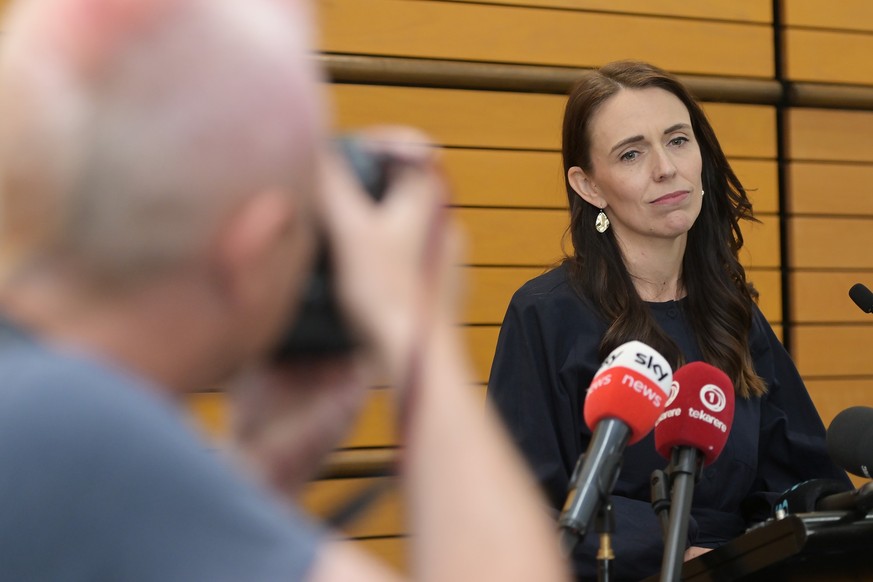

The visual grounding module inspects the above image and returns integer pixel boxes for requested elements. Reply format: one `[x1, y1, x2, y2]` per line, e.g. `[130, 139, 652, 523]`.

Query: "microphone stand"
[660, 448, 703, 582]
[595, 501, 615, 582]
[650, 468, 671, 538]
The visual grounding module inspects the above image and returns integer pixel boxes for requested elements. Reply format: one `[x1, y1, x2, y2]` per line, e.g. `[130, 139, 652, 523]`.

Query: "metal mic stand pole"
[595, 501, 615, 582]
[650, 469, 671, 538]
[660, 449, 701, 582]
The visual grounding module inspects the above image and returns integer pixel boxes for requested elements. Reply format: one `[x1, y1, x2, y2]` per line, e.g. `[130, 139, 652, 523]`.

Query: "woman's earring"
[701, 189, 705, 197]
[595, 208, 610, 233]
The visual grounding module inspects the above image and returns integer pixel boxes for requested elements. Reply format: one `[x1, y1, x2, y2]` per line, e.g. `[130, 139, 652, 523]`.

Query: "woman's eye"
[669, 136, 689, 147]
[620, 150, 639, 162]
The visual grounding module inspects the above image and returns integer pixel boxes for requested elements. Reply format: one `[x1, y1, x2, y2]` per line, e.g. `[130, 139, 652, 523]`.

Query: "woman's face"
[569, 87, 703, 250]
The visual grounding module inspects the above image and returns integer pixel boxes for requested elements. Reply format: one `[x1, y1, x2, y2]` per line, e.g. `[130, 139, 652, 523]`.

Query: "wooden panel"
[787, 108, 873, 162]
[788, 162, 873, 215]
[792, 325, 873, 377]
[783, 0, 873, 32]
[444, 150, 565, 208]
[445, 151, 775, 211]
[319, 0, 773, 78]
[791, 272, 873, 323]
[784, 29, 873, 86]
[443, 0, 772, 23]
[455, 208, 567, 266]
[340, 537, 407, 574]
[467, 325, 501, 383]
[333, 85, 777, 159]
[789, 217, 873, 269]
[464, 266, 549, 324]
[750, 269, 782, 324]
[807, 378, 873, 428]
[456, 208, 779, 269]
[301, 477, 404, 538]
[332, 85, 563, 151]
[738, 215, 781, 269]
[187, 389, 398, 448]
[733, 159, 779, 214]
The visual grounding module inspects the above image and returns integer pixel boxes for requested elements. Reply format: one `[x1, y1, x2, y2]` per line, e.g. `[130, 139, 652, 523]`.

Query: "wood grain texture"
[807, 378, 873, 428]
[319, 0, 773, 78]
[789, 217, 873, 269]
[441, 0, 772, 23]
[792, 325, 873, 378]
[332, 86, 777, 158]
[791, 272, 873, 323]
[784, 29, 873, 86]
[787, 162, 873, 216]
[301, 477, 404, 538]
[783, 0, 873, 33]
[787, 108, 873, 162]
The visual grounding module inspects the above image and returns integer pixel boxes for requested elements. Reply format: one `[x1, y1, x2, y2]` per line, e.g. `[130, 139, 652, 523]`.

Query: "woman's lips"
[651, 190, 689, 205]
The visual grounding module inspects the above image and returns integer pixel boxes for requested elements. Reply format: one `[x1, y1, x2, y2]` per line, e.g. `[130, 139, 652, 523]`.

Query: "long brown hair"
[562, 60, 765, 398]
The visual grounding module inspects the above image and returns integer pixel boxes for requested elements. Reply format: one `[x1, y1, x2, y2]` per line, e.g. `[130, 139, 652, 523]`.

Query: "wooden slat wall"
[781, 3, 873, 440]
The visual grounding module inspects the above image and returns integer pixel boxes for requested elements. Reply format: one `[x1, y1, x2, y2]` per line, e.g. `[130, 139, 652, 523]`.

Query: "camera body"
[271, 138, 390, 361]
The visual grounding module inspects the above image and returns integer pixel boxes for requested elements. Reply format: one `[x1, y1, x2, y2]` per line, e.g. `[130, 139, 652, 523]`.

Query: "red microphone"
[653, 362, 735, 582]
[559, 340, 673, 553]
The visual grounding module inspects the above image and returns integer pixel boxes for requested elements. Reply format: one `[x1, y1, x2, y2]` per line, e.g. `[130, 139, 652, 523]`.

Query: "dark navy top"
[487, 263, 850, 581]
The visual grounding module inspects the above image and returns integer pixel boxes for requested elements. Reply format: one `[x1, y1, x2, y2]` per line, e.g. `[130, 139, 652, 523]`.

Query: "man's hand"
[228, 355, 367, 498]
[315, 129, 461, 385]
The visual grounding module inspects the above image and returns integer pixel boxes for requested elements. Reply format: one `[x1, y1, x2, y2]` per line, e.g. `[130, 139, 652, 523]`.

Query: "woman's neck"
[617, 234, 687, 303]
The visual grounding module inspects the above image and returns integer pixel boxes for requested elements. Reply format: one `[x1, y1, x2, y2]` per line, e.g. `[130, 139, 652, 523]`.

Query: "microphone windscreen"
[849, 283, 873, 313]
[827, 406, 873, 478]
[584, 340, 672, 444]
[654, 362, 735, 466]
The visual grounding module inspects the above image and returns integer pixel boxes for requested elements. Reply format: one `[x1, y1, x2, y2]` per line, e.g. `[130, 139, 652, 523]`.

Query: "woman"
[487, 61, 849, 580]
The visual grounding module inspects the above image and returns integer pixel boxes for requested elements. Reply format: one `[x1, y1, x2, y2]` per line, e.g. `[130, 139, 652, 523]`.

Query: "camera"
[271, 138, 391, 361]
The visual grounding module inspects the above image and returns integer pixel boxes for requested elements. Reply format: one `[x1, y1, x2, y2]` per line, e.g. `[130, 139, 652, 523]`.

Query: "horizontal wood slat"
[455, 208, 567, 267]
[793, 325, 873, 378]
[784, 29, 873, 87]
[301, 477, 403, 538]
[323, 54, 783, 104]
[319, 0, 773, 78]
[441, 0, 772, 23]
[791, 272, 873, 323]
[789, 217, 873, 269]
[333, 85, 777, 159]
[783, 0, 873, 33]
[788, 162, 873, 215]
[807, 378, 873, 427]
[787, 108, 873, 162]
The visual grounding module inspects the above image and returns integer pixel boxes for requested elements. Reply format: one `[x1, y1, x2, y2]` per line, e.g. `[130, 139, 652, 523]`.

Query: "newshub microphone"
[654, 362, 735, 582]
[827, 406, 873, 479]
[558, 340, 672, 553]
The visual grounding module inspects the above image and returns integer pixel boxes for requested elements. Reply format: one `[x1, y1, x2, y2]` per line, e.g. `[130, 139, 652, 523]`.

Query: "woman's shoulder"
[508, 263, 601, 322]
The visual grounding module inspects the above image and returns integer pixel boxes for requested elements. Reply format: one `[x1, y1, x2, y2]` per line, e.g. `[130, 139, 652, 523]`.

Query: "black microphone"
[849, 283, 873, 314]
[558, 341, 673, 555]
[827, 406, 873, 479]
[772, 478, 854, 515]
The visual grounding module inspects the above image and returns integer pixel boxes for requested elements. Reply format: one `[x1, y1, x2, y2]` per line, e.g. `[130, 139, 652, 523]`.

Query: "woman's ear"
[567, 166, 605, 209]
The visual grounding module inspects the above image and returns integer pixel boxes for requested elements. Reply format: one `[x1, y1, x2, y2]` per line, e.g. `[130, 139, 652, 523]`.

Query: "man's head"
[0, 0, 328, 385]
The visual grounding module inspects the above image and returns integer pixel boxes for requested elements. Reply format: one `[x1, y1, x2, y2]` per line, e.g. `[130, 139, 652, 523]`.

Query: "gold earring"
[595, 208, 610, 233]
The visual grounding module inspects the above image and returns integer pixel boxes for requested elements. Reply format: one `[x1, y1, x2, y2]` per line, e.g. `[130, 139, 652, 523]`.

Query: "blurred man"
[0, 0, 570, 580]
